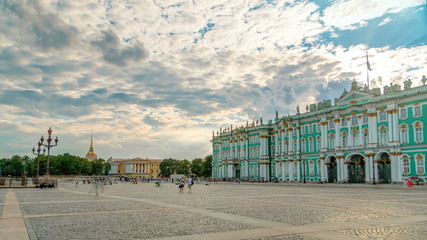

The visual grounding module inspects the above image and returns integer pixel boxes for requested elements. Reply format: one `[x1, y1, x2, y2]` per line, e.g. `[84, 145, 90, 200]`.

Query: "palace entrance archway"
[327, 156, 337, 183]
[377, 152, 391, 183]
[347, 154, 365, 183]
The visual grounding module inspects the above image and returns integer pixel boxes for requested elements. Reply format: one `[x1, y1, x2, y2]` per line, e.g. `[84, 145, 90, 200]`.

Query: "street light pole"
[32, 141, 46, 184]
[39, 127, 59, 184]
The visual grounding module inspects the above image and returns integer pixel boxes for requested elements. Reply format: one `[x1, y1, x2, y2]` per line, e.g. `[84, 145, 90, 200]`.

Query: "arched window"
[293, 162, 298, 177]
[413, 121, 424, 143]
[415, 154, 425, 175]
[352, 131, 359, 146]
[363, 114, 368, 124]
[400, 108, 407, 119]
[316, 136, 321, 151]
[351, 115, 358, 125]
[308, 137, 314, 152]
[301, 138, 306, 153]
[293, 139, 297, 153]
[317, 160, 322, 177]
[400, 124, 409, 144]
[403, 156, 410, 174]
[363, 128, 369, 146]
[309, 160, 314, 176]
[413, 105, 422, 117]
[329, 134, 335, 150]
[342, 132, 348, 148]
[379, 110, 387, 121]
[329, 120, 335, 129]
[342, 117, 347, 127]
[379, 126, 388, 145]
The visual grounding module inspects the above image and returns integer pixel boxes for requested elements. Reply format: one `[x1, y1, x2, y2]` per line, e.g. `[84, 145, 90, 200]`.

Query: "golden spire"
[85, 129, 97, 161]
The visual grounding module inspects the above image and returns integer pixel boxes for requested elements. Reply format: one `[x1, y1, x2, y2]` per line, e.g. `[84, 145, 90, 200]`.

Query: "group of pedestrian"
[178, 177, 193, 193]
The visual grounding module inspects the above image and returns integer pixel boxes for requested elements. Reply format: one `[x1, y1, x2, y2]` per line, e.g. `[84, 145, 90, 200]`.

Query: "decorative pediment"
[336, 90, 375, 105]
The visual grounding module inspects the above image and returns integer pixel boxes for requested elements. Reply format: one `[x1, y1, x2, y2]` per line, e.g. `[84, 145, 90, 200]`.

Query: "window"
[363, 114, 368, 124]
[400, 108, 407, 119]
[351, 115, 358, 125]
[316, 122, 320, 132]
[301, 125, 306, 135]
[413, 121, 424, 143]
[414, 105, 422, 117]
[403, 156, 410, 174]
[342, 117, 347, 127]
[293, 162, 298, 177]
[415, 154, 425, 175]
[379, 110, 387, 121]
[352, 131, 359, 146]
[379, 126, 388, 145]
[309, 124, 313, 134]
[285, 141, 289, 154]
[293, 128, 297, 136]
[308, 137, 314, 152]
[329, 134, 335, 150]
[301, 139, 306, 153]
[363, 129, 369, 146]
[316, 136, 321, 151]
[342, 132, 348, 148]
[309, 160, 314, 176]
[317, 160, 322, 177]
[329, 120, 335, 129]
[293, 139, 297, 153]
[400, 124, 409, 144]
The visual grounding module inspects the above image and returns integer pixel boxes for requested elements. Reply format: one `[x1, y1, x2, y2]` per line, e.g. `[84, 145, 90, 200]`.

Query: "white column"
[387, 108, 394, 144]
[296, 125, 301, 154]
[358, 116, 364, 147]
[397, 154, 403, 182]
[334, 116, 341, 150]
[281, 161, 286, 180]
[297, 161, 301, 181]
[393, 109, 399, 142]
[281, 130, 286, 156]
[368, 109, 378, 147]
[364, 156, 369, 183]
[320, 118, 328, 151]
[289, 162, 294, 180]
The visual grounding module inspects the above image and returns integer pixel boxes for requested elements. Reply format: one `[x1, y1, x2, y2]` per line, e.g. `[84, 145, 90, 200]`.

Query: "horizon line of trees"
[0, 154, 213, 178]
[0, 153, 111, 177]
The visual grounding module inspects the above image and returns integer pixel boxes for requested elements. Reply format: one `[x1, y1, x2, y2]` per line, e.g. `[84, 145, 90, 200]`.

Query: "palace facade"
[107, 157, 163, 179]
[211, 76, 427, 183]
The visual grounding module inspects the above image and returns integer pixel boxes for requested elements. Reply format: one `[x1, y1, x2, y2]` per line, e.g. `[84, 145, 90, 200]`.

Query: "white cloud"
[0, 0, 426, 160]
[378, 17, 392, 26]
[322, 0, 424, 30]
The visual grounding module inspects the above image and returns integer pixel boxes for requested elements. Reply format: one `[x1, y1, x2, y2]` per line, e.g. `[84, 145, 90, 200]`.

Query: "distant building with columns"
[211, 76, 427, 183]
[107, 157, 163, 179]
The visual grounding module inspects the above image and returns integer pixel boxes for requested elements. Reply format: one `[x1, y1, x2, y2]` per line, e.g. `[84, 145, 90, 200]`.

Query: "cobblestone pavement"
[3, 182, 427, 240]
[0, 189, 6, 214]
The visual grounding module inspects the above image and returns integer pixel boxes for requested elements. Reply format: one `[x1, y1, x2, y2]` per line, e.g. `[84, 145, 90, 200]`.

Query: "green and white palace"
[211, 76, 427, 183]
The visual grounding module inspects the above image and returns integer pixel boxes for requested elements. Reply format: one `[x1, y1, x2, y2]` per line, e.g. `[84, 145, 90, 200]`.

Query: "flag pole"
[366, 52, 370, 87]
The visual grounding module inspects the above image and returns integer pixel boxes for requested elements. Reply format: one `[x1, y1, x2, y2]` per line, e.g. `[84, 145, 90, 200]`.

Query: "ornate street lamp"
[39, 127, 59, 184]
[32, 140, 46, 184]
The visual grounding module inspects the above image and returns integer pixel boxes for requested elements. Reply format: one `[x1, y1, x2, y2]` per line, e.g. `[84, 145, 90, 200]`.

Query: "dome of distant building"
[85, 131, 98, 161]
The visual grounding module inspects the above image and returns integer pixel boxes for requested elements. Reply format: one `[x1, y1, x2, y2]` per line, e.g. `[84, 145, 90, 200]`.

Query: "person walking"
[179, 177, 185, 193]
[187, 177, 193, 192]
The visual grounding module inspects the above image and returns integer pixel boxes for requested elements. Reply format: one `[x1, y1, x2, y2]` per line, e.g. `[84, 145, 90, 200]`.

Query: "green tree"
[176, 159, 191, 175]
[202, 155, 212, 177]
[90, 159, 105, 175]
[191, 158, 204, 177]
[159, 158, 179, 177]
[103, 161, 111, 175]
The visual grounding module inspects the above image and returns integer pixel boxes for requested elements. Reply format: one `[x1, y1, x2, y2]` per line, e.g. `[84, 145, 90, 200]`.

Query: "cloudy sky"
[0, 0, 426, 161]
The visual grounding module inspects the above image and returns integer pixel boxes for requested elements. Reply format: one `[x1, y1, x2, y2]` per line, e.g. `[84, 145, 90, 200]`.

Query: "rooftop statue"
[404, 79, 412, 90]
[422, 75, 426, 85]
